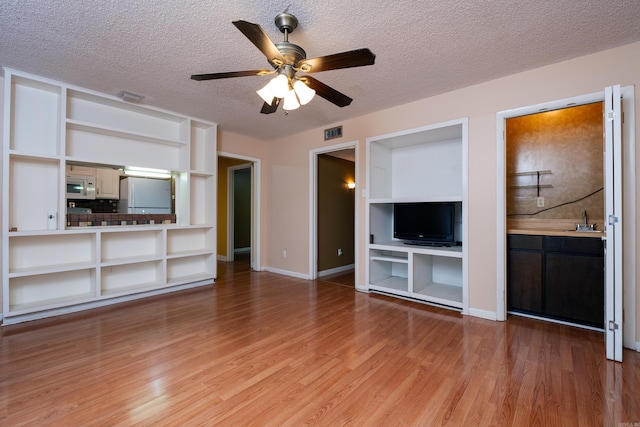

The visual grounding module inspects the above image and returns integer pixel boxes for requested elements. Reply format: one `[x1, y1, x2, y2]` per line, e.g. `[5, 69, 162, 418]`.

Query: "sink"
[564, 229, 603, 233]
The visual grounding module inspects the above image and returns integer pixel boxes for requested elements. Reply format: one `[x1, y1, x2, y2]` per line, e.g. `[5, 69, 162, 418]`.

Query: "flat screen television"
[393, 202, 455, 245]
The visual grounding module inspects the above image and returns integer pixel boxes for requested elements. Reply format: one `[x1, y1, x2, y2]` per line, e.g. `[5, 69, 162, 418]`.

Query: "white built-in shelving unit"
[1, 69, 217, 324]
[365, 118, 468, 311]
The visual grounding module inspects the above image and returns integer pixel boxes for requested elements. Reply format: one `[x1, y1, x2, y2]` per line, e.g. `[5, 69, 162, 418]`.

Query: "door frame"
[495, 87, 636, 352]
[309, 141, 358, 280]
[219, 151, 261, 271]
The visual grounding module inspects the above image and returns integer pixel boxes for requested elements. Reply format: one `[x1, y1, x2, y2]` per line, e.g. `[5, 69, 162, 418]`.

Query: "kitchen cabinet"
[365, 118, 468, 310]
[507, 234, 604, 328]
[507, 235, 543, 314]
[66, 165, 97, 176]
[544, 236, 604, 327]
[96, 168, 120, 199]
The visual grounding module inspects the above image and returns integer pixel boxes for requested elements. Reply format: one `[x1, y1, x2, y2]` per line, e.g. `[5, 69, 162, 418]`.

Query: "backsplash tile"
[67, 213, 176, 227]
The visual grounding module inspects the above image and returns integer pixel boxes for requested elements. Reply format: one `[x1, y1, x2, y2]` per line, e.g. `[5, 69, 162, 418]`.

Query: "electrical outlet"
[536, 197, 544, 207]
[337, 248, 343, 256]
[282, 250, 287, 258]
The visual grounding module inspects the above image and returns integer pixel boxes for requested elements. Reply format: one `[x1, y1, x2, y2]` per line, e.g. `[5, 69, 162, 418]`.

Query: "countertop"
[507, 228, 605, 238]
[507, 218, 605, 239]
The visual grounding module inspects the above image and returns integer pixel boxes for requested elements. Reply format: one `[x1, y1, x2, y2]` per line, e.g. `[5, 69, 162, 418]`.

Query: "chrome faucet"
[576, 210, 596, 231]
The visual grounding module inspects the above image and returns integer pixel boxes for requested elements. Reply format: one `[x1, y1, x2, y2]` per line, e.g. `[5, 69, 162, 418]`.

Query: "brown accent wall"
[318, 154, 355, 272]
[506, 102, 604, 225]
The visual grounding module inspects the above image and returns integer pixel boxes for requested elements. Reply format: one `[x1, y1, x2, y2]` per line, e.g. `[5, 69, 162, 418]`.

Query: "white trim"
[218, 151, 261, 272]
[467, 308, 497, 321]
[460, 119, 469, 315]
[1, 280, 212, 326]
[217, 254, 228, 262]
[620, 85, 636, 351]
[495, 88, 636, 350]
[309, 141, 358, 281]
[318, 264, 355, 278]
[496, 119, 506, 321]
[264, 267, 311, 280]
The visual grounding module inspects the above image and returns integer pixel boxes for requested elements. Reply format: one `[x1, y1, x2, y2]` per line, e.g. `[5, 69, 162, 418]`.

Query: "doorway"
[504, 102, 605, 329]
[217, 153, 261, 272]
[309, 142, 358, 280]
[496, 86, 636, 358]
[228, 164, 251, 262]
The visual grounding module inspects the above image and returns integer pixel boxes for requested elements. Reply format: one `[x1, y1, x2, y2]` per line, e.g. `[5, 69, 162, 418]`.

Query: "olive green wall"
[233, 168, 251, 250]
[317, 154, 355, 272]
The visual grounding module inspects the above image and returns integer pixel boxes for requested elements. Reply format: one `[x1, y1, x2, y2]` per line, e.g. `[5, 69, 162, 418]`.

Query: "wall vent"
[324, 126, 343, 141]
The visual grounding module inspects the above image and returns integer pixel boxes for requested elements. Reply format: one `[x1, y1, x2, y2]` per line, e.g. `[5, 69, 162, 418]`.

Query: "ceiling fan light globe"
[293, 80, 316, 105]
[283, 89, 300, 111]
[269, 75, 289, 98]
[257, 83, 275, 105]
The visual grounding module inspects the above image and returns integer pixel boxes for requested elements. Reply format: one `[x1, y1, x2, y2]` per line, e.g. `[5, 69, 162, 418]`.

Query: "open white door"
[604, 85, 623, 361]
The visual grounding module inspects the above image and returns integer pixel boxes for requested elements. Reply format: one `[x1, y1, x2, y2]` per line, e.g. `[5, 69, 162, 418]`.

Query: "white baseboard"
[263, 267, 311, 280]
[217, 254, 228, 262]
[318, 264, 355, 278]
[467, 308, 498, 321]
[636, 341, 640, 352]
[1, 280, 212, 326]
[355, 285, 369, 292]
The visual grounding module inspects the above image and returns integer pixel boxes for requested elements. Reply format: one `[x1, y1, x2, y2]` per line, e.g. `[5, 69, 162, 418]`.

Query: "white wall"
[3, 43, 638, 339]
[222, 42, 639, 339]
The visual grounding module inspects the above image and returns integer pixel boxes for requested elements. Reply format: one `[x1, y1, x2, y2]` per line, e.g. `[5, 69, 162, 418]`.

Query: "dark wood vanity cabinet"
[507, 235, 543, 314]
[508, 234, 604, 328]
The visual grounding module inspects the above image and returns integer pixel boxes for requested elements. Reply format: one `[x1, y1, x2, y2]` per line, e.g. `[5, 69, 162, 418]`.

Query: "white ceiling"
[2, 1, 639, 140]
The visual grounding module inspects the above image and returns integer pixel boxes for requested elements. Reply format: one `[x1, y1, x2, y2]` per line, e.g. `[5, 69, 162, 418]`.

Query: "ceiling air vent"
[324, 125, 342, 141]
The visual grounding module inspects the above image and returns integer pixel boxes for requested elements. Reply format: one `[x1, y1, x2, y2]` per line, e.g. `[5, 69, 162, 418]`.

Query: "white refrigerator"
[118, 177, 172, 214]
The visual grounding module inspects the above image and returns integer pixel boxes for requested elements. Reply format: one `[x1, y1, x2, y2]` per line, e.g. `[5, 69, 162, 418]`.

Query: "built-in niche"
[506, 102, 604, 226]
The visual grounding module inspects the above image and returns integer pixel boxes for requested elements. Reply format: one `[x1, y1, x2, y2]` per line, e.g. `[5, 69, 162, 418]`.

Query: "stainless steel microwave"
[66, 175, 96, 200]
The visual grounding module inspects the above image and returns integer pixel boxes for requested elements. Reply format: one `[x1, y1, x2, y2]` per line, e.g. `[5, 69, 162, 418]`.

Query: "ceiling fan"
[191, 12, 376, 114]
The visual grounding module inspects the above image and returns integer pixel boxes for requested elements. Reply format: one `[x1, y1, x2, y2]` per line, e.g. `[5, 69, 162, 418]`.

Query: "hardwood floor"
[1, 260, 639, 426]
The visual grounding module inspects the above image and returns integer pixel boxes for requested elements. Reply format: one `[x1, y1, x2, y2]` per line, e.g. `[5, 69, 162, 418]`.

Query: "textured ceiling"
[2, 0, 640, 140]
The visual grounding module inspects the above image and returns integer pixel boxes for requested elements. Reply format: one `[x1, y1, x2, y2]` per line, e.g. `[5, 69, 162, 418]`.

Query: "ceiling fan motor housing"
[274, 42, 306, 67]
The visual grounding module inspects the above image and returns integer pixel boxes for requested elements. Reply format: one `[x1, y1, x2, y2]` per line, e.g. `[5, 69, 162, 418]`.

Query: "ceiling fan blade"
[260, 97, 280, 114]
[233, 20, 286, 66]
[302, 76, 352, 107]
[191, 70, 271, 81]
[298, 48, 375, 73]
